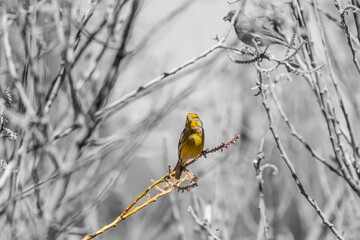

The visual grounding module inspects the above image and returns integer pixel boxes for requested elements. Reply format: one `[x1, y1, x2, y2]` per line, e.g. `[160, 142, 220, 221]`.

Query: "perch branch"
[82, 135, 240, 240]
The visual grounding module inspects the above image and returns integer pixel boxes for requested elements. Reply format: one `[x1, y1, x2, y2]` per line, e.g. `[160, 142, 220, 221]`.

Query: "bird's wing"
[255, 16, 288, 44]
[178, 128, 187, 159]
[249, 24, 288, 46]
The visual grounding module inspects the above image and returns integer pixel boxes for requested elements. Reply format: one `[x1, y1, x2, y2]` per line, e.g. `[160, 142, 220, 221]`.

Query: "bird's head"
[185, 113, 202, 131]
[223, 10, 235, 22]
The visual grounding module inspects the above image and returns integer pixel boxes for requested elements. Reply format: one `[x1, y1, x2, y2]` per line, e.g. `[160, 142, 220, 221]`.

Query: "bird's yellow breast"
[180, 132, 204, 161]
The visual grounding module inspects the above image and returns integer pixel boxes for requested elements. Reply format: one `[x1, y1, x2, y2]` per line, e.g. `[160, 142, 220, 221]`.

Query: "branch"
[268, 79, 343, 178]
[82, 135, 240, 240]
[257, 71, 345, 240]
[94, 41, 224, 120]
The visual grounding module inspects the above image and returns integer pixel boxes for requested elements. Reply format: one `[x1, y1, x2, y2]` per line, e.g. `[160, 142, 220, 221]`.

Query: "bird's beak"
[188, 116, 196, 123]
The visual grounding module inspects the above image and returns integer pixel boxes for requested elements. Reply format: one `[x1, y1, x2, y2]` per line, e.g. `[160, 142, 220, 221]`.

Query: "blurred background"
[1, 0, 360, 239]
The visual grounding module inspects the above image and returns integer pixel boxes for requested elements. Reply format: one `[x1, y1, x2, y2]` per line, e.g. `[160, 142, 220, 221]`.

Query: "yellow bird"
[173, 113, 205, 179]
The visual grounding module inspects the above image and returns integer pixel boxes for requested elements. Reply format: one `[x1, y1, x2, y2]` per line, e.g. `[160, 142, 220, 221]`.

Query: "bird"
[173, 113, 205, 179]
[223, 10, 294, 48]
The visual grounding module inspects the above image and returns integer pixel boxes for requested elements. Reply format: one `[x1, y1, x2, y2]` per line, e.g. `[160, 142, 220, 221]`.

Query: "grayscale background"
[1, 0, 359, 240]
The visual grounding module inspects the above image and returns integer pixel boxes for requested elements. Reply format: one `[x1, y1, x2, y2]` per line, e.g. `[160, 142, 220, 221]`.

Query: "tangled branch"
[257, 71, 345, 240]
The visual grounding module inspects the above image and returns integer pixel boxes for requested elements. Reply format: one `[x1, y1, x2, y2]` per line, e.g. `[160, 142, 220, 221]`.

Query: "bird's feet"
[201, 150, 208, 159]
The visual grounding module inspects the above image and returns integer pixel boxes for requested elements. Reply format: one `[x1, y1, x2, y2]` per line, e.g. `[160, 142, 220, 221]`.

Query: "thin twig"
[313, 0, 359, 174]
[253, 138, 275, 240]
[334, 2, 360, 74]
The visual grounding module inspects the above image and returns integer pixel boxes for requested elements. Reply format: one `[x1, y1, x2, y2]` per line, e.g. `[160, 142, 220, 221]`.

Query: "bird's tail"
[173, 160, 184, 179]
